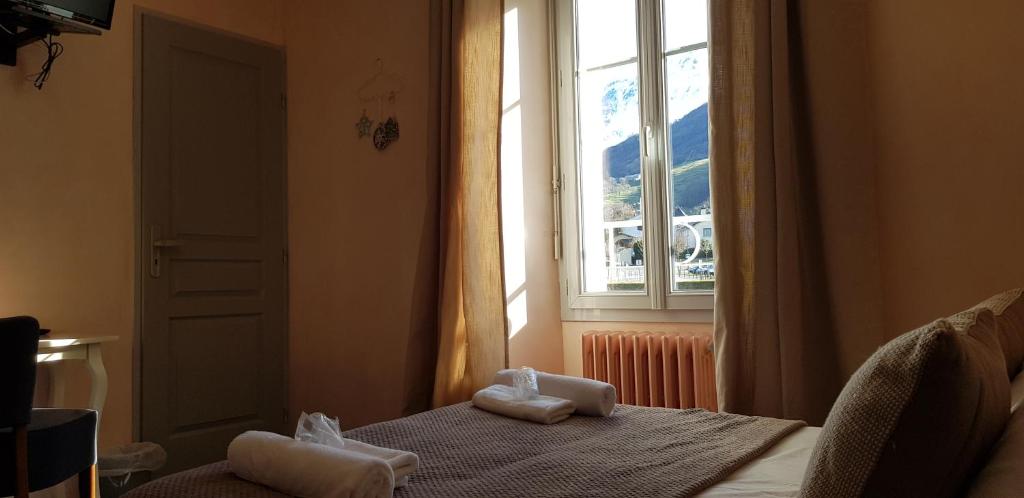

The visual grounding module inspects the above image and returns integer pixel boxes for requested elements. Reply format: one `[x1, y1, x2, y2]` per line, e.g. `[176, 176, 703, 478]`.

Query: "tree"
[699, 239, 713, 260]
[672, 226, 696, 261]
[604, 200, 637, 222]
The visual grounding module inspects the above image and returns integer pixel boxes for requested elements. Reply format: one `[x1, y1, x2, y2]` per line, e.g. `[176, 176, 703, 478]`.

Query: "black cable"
[29, 33, 63, 90]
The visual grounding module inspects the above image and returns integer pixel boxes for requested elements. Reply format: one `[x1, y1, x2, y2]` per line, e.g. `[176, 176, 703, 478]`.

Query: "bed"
[125, 403, 819, 498]
[126, 289, 1024, 497]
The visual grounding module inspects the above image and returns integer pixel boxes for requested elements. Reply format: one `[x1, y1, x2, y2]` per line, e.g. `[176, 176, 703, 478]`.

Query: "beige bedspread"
[126, 402, 805, 498]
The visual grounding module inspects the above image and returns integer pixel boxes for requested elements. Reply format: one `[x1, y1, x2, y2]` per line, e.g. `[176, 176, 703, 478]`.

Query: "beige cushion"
[1013, 370, 1024, 413]
[968, 406, 1024, 497]
[800, 296, 1011, 498]
[992, 289, 1024, 377]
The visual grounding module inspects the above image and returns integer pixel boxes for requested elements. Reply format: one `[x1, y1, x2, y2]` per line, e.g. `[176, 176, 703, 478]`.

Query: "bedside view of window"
[555, 0, 713, 318]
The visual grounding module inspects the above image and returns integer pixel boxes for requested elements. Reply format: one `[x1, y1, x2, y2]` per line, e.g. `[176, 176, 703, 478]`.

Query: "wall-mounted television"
[8, 0, 115, 30]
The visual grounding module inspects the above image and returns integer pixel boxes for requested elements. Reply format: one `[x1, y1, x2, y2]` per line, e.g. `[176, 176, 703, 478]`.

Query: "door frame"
[131, 7, 290, 442]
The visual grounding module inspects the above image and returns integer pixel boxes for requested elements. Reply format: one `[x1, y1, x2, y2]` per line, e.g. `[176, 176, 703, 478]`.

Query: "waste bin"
[97, 442, 167, 498]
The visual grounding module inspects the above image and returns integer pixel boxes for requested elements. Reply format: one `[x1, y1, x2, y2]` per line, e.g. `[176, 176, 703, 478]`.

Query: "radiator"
[582, 331, 718, 411]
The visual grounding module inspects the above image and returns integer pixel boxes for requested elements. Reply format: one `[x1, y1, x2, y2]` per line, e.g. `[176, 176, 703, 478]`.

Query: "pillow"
[1012, 369, 1024, 413]
[967, 406, 1024, 497]
[970, 288, 1024, 378]
[800, 299, 1011, 498]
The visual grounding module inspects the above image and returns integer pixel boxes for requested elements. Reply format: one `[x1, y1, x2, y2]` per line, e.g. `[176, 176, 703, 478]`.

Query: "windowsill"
[560, 305, 713, 323]
[559, 288, 714, 323]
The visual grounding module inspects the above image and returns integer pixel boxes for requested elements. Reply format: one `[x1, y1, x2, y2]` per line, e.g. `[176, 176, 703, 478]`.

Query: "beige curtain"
[710, 0, 885, 425]
[430, 0, 509, 408]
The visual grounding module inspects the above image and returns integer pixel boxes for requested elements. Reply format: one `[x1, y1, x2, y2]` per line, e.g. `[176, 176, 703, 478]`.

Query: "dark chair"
[0, 316, 97, 498]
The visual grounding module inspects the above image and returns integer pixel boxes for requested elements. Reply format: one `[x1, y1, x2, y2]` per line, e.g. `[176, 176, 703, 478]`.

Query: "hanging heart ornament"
[373, 117, 401, 151]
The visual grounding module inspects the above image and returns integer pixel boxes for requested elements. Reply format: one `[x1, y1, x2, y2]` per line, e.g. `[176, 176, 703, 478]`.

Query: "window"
[554, 0, 713, 318]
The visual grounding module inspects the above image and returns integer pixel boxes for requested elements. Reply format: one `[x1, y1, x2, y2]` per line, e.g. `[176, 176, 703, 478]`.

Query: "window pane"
[664, 48, 712, 292]
[576, 0, 638, 70]
[577, 62, 644, 293]
[663, 0, 708, 51]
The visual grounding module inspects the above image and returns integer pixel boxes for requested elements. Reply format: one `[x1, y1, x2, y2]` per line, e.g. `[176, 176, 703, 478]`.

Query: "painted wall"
[0, 0, 284, 450]
[502, 0, 564, 374]
[12, 0, 1018, 455]
[869, 1, 1024, 336]
[285, 0, 438, 429]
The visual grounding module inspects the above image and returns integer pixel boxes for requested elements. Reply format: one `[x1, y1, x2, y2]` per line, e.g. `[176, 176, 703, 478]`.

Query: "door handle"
[149, 226, 183, 278]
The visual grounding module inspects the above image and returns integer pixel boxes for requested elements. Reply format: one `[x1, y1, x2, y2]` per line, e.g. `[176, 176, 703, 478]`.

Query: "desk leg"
[86, 344, 109, 424]
[86, 344, 107, 498]
[47, 362, 66, 408]
[41, 364, 68, 498]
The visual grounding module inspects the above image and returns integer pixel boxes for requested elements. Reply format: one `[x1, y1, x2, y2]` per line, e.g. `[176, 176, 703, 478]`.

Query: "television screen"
[13, 0, 115, 29]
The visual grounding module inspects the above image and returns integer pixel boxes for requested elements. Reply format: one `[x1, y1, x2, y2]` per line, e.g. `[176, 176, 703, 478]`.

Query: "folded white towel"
[494, 369, 617, 417]
[228, 431, 394, 498]
[342, 438, 419, 487]
[472, 384, 576, 424]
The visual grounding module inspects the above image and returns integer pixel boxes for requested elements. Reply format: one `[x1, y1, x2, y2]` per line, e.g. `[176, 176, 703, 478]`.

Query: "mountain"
[603, 103, 709, 179]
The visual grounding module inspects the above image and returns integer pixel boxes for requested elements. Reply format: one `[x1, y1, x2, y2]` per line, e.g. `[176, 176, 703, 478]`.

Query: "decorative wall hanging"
[373, 116, 400, 150]
[355, 110, 373, 138]
[356, 58, 404, 151]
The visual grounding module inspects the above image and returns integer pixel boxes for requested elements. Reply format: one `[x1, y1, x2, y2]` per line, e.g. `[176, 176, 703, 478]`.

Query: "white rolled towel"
[228, 431, 394, 498]
[494, 369, 617, 417]
[342, 438, 418, 487]
[472, 384, 576, 424]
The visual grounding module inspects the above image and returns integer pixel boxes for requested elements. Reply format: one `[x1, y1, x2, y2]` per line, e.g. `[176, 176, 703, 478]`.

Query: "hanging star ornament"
[356, 111, 373, 138]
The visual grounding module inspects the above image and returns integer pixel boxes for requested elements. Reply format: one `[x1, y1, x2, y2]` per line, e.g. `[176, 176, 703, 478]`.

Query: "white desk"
[33, 336, 116, 498]
[36, 336, 117, 423]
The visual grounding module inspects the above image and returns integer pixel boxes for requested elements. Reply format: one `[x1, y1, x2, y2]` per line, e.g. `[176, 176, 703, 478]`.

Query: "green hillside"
[672, 159, 710, 212]
[605, 158, 710, 215]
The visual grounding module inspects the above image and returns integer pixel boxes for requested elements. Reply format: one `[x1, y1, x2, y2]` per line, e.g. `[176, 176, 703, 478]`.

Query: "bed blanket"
[125, 402, 805, 498]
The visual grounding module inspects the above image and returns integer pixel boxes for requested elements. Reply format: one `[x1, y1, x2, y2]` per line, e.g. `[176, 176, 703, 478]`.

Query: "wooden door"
[138, 13, 286, 475]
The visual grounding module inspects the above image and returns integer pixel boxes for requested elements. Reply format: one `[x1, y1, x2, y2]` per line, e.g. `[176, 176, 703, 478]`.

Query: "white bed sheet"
[698, 426, 821, 497]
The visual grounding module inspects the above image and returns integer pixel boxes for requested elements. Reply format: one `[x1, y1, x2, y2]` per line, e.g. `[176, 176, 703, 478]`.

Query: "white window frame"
[551, 0, 713, 322]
